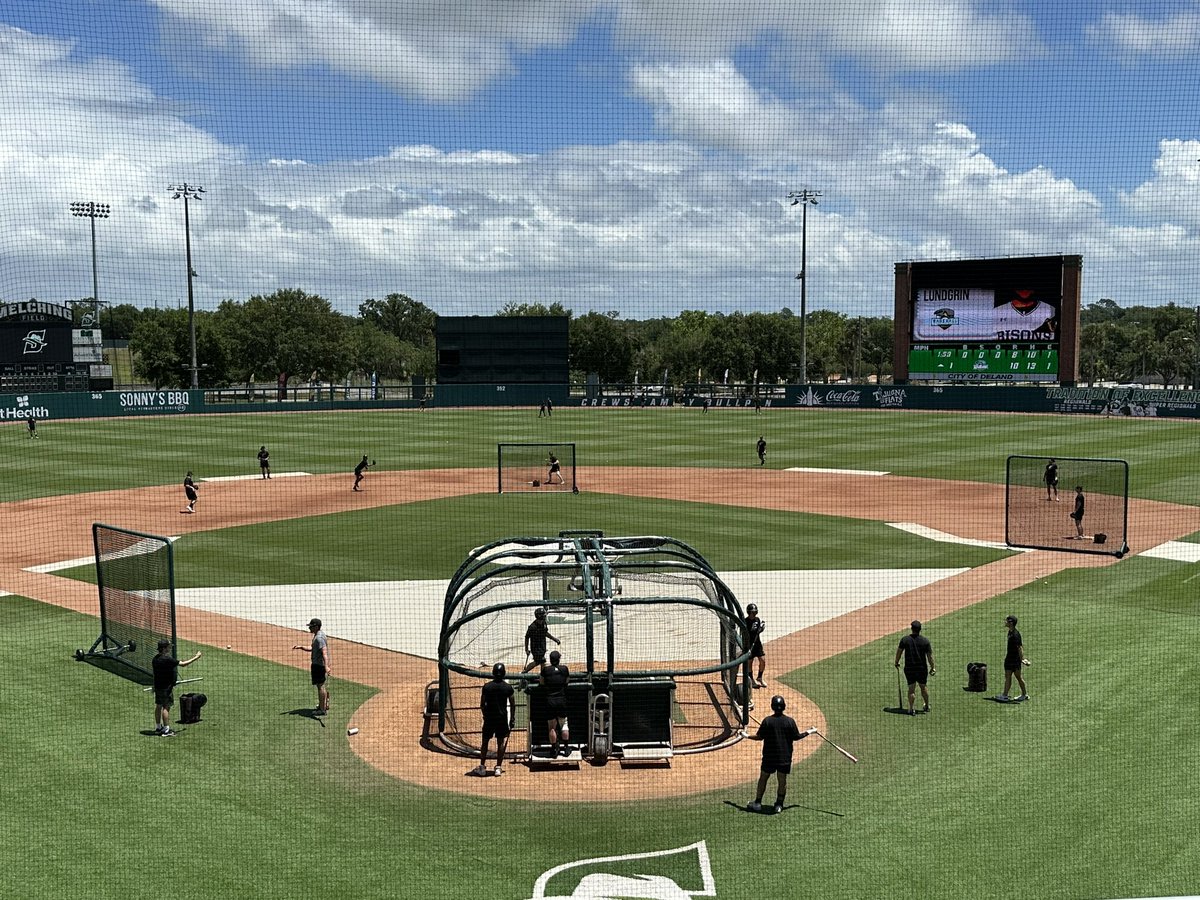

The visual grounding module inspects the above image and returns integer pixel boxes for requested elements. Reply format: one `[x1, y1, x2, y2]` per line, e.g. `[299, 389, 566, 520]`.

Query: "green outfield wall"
[2, 384, 1199, 421]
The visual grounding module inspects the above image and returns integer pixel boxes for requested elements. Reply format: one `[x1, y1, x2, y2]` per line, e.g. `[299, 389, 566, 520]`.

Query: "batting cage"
[436, 532, 752, 763]
[497, 442, 577, 493]
[1006, 455, 1129, 557]
[76, 523, 177, 678]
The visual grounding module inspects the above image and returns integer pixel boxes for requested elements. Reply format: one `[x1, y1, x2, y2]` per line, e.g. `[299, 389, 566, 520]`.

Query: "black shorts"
[749, 640, 765, 659]
[1004, 660, 1022, 674]
[311, 664, 327, 686]
[482, 719, 511, 742]
[154, 687, 174, 708]
[547, 699, 568, 720]
[185, 487, 197, 501]
[529, 649, 547, 666]
[761, 760, 792, 775]
[905, 667, 928, 686]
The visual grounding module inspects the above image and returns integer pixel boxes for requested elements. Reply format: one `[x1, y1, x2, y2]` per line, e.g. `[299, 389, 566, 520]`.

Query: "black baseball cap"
[308, 618, 322, 629]
[1005, 615, 1017, 625]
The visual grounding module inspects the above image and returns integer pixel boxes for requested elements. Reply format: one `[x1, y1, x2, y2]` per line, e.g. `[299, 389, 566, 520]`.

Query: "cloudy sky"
[2, 1, 1200, 319]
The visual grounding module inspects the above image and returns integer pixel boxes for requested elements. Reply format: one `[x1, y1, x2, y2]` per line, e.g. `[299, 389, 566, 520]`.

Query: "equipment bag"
[965, 663, 987, 693]
[179, 692, 208, 724]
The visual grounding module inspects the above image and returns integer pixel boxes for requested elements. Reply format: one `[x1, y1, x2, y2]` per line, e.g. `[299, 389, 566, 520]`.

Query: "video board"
[894, 255, 1081, 385]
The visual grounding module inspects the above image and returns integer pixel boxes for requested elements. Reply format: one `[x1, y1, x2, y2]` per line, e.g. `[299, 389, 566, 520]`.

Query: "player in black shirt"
[746, 603, 767, 687]
[745, 695, 810, 813]
[547, 454, 564, 485]
[258, 445, 271, 479]
[540, 650, 570, 757]
[353, 455, 370, 491]
[893, 620, 936, 715]
[475, 662, 516, 777]
[997, 614, 1030, 702]
[522, 607, 561, 673]
[1044, 459, 1058, 501]
[756, 436, 767, 466]
[1070, 485, 1085, 538]
[151, 638, 201, 736]
[181, 471, 198, 514]
[27, 416, 38, 439]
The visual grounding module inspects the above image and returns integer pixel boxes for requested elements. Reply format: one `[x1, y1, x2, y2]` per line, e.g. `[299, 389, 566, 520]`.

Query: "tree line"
[95, 290, 1198, 389]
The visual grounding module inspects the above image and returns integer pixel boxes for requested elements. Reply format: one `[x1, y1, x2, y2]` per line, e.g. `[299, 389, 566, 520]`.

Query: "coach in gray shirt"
[293, 618, 331, 716]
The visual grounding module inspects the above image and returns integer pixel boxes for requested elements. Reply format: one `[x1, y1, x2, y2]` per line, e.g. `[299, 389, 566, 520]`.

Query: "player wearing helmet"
[746, 603, 766, 688]
[522, 606, 561, 673]
[475, 662, 515, 776]
[745, 694, 809, 814]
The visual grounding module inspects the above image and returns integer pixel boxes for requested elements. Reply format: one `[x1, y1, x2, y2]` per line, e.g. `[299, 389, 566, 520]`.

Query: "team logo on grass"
[529, 840, 716, 899]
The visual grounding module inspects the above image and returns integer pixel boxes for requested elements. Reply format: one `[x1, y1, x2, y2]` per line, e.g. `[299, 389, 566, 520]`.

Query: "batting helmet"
[535, 606, 547, 619]
[746, 603, 758, 615]
[492, 662, 506, 679]
[770, 695, 786, 713]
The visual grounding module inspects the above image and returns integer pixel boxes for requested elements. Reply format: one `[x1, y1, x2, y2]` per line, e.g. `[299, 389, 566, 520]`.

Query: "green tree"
[496, 301, 571, 318]
[359, 293, 436, 346]
[213, 289, 349, 388]
[570, 312, 633, 381]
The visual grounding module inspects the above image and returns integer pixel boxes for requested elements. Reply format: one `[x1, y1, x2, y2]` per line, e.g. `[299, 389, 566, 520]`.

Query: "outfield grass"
[3, 407, 1198, 503]
[6, 406, 1200, 898]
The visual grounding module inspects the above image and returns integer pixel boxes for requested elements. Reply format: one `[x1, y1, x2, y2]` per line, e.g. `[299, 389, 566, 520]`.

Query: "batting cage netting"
[79, 523, 177, 678]
[497, 442, 577, 493]
[437, 533, 751, 762]
[1006, 455, 1129, 556]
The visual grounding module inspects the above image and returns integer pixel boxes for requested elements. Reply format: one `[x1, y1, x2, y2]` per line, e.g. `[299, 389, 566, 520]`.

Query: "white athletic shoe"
[994, 694, 1010, 702]
[747, 800, 762, 812]
[494, 765, 503, 776]
[1016, 694, 1029, 702]
[472, 765, 487, 776]
[773, 803, 783, 814]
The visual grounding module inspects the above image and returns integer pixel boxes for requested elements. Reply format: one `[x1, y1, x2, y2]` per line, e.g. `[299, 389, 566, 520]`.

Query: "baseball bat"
[142, 677, 204, 692]
[896, 665, 903, 710]
[814, 728, 858, 763]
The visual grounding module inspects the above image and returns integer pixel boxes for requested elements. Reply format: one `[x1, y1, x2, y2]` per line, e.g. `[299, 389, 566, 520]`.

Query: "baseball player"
[756, 436, 767, 466]
[522, 607, 561, 673]
[540, 649, 570, 757]
[353, 455, 370, 491]
[996, 615, 1030, 702]
[745, 695, 809, 813]
[1070, 485, 1085, 538]
[746, 603, 767, 687]
[181, 471, 198, 514]
[475, 662, 516, 776]
[893, 620, 936, 715]
[1044, 459, 1058, 501]
[258, 445, 271, 479]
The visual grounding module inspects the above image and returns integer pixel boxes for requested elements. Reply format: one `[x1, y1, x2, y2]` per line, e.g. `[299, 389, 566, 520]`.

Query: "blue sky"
[2, 1, 1200, 318]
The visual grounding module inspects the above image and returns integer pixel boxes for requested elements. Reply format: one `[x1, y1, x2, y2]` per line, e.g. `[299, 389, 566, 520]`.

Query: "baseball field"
[3, 406, 1199, 900]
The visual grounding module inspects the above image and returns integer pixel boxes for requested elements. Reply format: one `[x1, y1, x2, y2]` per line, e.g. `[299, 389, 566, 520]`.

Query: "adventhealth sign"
[0, 390, 204, 420]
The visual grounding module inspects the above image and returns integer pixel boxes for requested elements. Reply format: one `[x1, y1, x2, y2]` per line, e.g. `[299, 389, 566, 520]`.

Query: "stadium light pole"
[169, 183, 204, 389]
[69, 201, 110, 308]
[788, 189, 822, 384]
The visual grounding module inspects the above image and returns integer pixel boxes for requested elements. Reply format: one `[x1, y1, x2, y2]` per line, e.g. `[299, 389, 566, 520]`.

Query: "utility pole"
[169, 183, 204, 389]
[788, 189, 822, 383]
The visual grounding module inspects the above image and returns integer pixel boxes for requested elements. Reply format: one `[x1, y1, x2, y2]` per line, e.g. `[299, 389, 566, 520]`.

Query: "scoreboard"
[894, 255, 1081, 385]
[908, 346, 1059, 382]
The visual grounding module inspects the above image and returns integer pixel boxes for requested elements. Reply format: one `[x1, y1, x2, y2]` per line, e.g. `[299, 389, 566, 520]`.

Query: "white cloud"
[1089, 9, 1200, 57]
[3, 22, 1200, 320]
[145, 0, 1040, 103]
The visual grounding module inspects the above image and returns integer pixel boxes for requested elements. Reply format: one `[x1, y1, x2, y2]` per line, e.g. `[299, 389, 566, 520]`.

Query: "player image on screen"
[912, 288, 1058, 342]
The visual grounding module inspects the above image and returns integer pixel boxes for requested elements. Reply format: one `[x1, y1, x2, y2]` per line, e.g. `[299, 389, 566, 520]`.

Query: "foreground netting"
[76, 523, 176, 679]
[437, 532, 751, 762]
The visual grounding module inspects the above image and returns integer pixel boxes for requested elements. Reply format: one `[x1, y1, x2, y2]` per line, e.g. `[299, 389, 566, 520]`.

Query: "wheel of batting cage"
[592, 735, 610, 763]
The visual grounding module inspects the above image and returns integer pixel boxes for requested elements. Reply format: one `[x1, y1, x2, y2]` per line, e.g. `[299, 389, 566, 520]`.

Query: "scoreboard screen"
[908, 346, 1059, 382]
[894, 255, 1081, 385]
